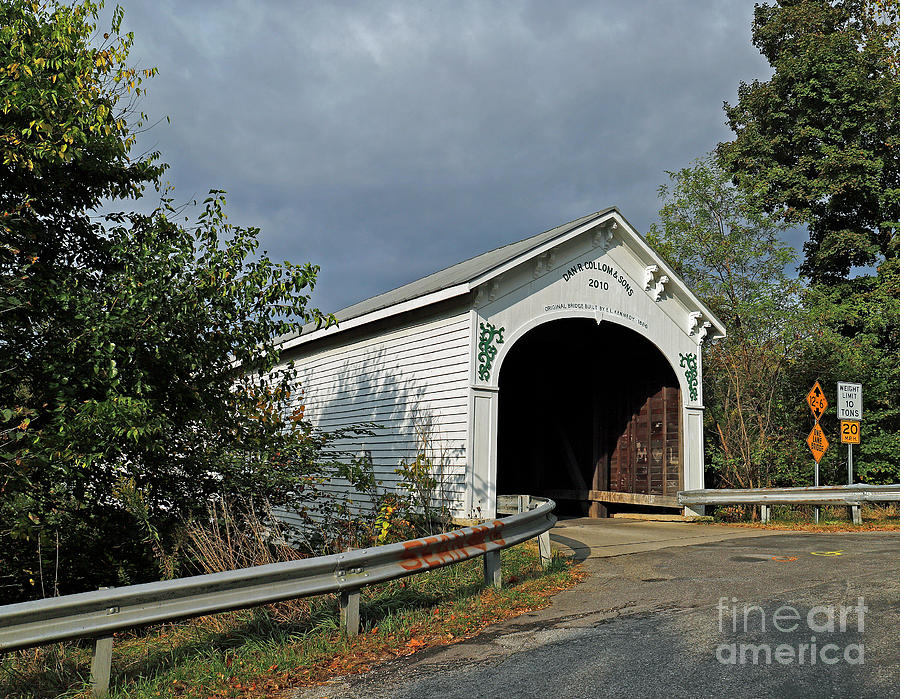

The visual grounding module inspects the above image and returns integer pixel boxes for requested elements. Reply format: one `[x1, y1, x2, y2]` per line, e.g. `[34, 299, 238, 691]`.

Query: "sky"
[115, 0, 774, 315]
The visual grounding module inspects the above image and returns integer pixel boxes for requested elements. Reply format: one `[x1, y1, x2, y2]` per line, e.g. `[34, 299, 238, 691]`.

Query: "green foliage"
[0, 1, 338, 602]
[279, 425, 453, 554]
[718, 0, 900, 281]
[282, 442, 396, 555]
[718, 0, 900, 486]
[393, 421, 452, 537]
[649, 155, 809, 488]
[790, 263, 900, 483]
[648, 154, 797, 307]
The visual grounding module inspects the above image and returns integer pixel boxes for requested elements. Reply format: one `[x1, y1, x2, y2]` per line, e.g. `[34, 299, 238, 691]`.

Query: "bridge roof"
[278, 206, 725, 351]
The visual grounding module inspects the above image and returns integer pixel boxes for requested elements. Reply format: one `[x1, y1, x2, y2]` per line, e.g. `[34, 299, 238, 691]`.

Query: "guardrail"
[0, 497, 556, 697]
[678, 484, 900, 524]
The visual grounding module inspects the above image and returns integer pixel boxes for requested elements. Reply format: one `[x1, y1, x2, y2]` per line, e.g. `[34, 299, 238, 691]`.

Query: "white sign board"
[837, 382, 863, 420]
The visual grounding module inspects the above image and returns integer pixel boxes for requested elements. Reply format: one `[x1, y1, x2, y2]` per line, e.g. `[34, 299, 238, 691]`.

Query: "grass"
[708, 501, 900, 532]
[0, 543, 583, 698]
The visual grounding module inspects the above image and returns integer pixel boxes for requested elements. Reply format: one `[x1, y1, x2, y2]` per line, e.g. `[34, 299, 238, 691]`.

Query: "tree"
[718, 0, 900, 281]
[648, 156, 808, 488]
[1, 1, 329, 601]
[719, 0, 900, 485]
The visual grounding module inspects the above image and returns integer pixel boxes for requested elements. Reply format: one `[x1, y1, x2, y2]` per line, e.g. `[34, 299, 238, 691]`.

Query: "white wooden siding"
[277, 309, 472, 517]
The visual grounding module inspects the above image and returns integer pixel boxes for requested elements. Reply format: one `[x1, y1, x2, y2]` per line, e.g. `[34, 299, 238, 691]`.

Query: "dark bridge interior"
[497, 318, 681, 517]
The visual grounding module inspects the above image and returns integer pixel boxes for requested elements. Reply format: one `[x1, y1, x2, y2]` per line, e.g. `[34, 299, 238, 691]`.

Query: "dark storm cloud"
[117, 0, 771, 313]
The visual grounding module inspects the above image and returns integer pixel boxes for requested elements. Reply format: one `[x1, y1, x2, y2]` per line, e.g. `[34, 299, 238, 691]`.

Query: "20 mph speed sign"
[837, 382, 863, 421]
[841, 420, 860, 444]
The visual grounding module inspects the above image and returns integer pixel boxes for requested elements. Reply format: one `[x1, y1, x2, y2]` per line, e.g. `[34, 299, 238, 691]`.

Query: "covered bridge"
[274, 208, 725, 519]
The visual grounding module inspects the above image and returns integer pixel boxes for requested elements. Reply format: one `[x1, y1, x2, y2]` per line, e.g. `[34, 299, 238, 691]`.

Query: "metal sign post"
[837, 382, 863, 485]
[805, 382, 829, 523]
[840, 419, 860, 482]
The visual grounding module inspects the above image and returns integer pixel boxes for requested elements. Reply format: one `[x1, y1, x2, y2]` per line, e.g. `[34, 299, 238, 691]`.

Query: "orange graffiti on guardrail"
[399, 521, 506, 571]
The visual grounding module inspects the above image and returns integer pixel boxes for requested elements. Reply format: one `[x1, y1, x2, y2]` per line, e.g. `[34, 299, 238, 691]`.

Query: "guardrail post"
[760, 504, 771, 524]
[339, 589, 360, 637]
[517, 494, 531, 513]
[90, 635, 113, 697]
[851, 505, 862, 525]
[538, 530, 552, 568]
[89, 587, 113, 698]
[484, 551, 501, 588]
[517, 495, 552, 568]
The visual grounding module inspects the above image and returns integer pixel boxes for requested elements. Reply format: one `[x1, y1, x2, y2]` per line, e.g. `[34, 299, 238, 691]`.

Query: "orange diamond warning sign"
[807, 423, 829, 463]
[806, 381, 828, 421]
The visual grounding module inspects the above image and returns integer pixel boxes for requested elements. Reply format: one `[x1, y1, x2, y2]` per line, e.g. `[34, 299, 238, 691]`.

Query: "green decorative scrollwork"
[680, 352, 698, 402]
[478, 322, 505, 382]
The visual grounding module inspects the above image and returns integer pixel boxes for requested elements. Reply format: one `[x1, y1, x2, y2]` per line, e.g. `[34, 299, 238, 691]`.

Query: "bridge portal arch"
[495, 317, 682, 516]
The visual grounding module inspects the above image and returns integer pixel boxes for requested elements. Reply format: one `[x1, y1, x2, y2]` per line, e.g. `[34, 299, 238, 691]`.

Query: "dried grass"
[862, 501, 900, 520]
[184, 499, 314, 626]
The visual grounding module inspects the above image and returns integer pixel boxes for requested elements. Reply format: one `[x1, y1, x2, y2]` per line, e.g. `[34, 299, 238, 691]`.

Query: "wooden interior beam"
[543, 488, 680, 509]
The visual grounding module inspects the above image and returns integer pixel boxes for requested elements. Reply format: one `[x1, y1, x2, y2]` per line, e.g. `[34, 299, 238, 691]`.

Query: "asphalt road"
[294, 522, 900, 698]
